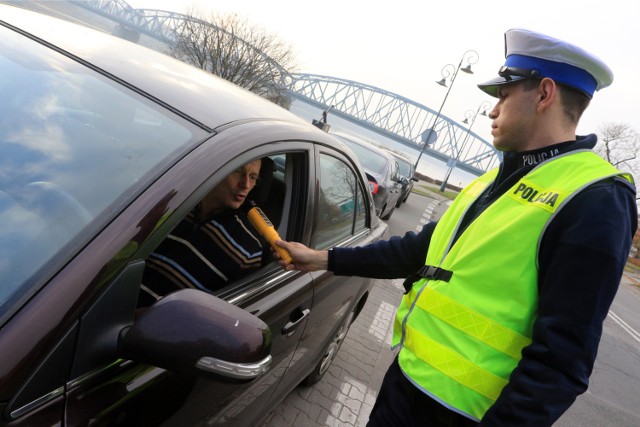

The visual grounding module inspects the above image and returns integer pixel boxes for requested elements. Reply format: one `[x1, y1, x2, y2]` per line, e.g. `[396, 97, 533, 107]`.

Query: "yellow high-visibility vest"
[392, 151, 633, 421]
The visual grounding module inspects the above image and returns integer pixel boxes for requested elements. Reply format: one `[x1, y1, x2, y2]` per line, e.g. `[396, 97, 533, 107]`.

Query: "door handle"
[282, 308, 310, 336]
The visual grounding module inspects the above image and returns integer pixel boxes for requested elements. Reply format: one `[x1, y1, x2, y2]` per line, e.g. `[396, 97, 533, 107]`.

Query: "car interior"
[136, 153, 293, 306]
[249, 155, 286, 229]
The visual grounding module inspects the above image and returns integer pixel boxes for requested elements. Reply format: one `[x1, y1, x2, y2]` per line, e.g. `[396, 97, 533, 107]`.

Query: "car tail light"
[368, 181, 379, 194]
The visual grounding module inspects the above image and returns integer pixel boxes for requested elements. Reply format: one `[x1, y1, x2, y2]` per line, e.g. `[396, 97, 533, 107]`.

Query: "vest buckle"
[402, 265, 453, 294]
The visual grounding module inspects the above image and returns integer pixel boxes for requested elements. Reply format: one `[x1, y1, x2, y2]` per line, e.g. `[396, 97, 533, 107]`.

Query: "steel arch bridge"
[80, 0, 500, 175]
[287, 74, 500, 174]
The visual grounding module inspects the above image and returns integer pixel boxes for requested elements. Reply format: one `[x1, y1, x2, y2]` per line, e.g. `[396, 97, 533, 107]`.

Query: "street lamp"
[438, 100, 491, 192]
[413, 50, 479, 172]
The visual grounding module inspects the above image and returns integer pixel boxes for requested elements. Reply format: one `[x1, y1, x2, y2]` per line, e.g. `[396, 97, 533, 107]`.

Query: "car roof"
[0, 4, 309, 132]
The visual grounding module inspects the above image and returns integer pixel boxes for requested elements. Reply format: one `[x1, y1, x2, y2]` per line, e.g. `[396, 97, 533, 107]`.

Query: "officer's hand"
[274, 240, 328, 272]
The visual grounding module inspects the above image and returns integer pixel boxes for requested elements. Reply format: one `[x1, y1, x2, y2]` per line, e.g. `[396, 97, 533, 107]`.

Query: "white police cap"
[478, 28, 613, 98]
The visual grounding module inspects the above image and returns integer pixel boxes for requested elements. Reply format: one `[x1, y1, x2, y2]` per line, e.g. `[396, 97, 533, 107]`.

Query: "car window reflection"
[315, 154, 365, 249]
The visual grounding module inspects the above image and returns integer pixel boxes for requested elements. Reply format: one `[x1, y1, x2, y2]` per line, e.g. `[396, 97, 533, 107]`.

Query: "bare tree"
[592, 123, 640, 259]
[168, 7, 297, 108]
[594, 122, 640, 201]
[595, 122, 639, 170]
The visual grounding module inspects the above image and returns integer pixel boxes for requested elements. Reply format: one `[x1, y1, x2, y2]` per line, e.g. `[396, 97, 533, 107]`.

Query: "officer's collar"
[503, 134, 597, 169]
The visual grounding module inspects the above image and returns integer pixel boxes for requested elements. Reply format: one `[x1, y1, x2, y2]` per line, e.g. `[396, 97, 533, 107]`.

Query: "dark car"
[330, 132, 403, 220]
[0, 5, 388, 426]
[386, 151, 419, 207]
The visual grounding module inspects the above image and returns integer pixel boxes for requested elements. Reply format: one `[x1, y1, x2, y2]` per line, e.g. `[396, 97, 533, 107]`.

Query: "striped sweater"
[139, 208, 264, 306]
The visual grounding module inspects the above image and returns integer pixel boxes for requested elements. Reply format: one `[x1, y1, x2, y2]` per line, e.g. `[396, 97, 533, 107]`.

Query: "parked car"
[329, 132, 403, 220]
[386, 151, 419, 207]
[0, 5, 388, 426]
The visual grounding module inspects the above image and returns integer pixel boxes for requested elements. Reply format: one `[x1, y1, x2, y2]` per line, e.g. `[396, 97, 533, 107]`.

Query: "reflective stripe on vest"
[392, 151, 632, 421]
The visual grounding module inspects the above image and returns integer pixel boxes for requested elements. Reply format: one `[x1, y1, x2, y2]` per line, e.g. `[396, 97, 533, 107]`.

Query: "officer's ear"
[536, 78, 557, 111]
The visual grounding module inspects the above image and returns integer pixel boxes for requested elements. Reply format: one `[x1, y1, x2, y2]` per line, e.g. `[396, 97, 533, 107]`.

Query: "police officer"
[275, 28, 637, 426]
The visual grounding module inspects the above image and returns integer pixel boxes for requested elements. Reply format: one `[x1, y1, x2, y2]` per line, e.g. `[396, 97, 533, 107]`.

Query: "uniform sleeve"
[480, 178, 637, 426]
[328, 221, 437, 279]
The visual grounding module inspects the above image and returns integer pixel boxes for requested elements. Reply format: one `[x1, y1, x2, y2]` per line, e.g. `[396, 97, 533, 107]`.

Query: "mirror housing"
[118, 289, 271, 380]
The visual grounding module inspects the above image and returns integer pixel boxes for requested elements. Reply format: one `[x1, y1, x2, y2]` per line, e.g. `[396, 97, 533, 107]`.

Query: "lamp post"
[438, 100, 491, 192]
[413, 50, 479, 172]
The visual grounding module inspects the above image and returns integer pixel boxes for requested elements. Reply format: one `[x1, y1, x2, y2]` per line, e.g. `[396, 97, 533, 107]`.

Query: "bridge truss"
[80, 0, 500, 175]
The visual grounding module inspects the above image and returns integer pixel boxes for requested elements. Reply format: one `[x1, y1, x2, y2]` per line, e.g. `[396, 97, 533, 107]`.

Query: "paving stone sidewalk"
[261, 277, 405, 426]
[262, 191, 447, 426]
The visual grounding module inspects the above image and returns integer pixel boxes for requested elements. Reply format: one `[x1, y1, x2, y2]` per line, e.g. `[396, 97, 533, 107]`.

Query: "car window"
[395, 157, 413, 177]
[138, 153, 292, 305]
[314, 154, 367, 249]
[334, 136, 387, 175]
[390, 161, 399, 180]
[0, 27, 204, 316]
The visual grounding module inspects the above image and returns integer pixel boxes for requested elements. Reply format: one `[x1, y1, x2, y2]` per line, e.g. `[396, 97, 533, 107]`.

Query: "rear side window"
[315, 154, 367, 249]
[390, 161, 399, 180]
[396, 158, 413, 177]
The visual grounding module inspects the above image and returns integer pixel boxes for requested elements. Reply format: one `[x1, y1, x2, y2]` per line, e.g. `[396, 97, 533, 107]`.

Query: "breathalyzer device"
[246, 202, 293, 265]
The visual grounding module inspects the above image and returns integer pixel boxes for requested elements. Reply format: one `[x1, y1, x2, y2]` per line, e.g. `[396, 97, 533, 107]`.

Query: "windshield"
[0, 26, 203, 315]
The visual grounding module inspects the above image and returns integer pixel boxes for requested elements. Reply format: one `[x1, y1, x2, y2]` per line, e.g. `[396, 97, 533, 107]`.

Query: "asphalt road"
[555, 279, 640, 426]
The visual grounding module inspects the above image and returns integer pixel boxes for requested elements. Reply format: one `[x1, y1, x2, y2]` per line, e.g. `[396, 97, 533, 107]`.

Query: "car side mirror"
[118, 289, 272, 381]
[410, 176, 419, 182]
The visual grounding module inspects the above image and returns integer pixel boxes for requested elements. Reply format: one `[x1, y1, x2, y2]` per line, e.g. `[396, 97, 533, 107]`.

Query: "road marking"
[369, 301, 396, 345]
[416, 199, 438, 232]
[608, 310, 640, 343]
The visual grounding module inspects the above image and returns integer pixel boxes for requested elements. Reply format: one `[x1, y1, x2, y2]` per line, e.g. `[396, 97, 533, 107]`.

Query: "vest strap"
[402, 265, 453, 293]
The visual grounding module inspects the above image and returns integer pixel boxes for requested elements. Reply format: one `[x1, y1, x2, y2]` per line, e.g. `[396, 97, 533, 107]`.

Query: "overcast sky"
[128, 0, 640, 144]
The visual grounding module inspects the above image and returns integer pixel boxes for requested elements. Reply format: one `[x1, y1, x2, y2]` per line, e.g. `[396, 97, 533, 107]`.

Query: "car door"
[59, 134, 320, 426]
[268, 144, 387, 399]
[160, 145, 319, 426]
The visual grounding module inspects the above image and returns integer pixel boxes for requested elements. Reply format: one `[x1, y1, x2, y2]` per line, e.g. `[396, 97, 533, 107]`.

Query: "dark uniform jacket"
[328, 134, 637, 426]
